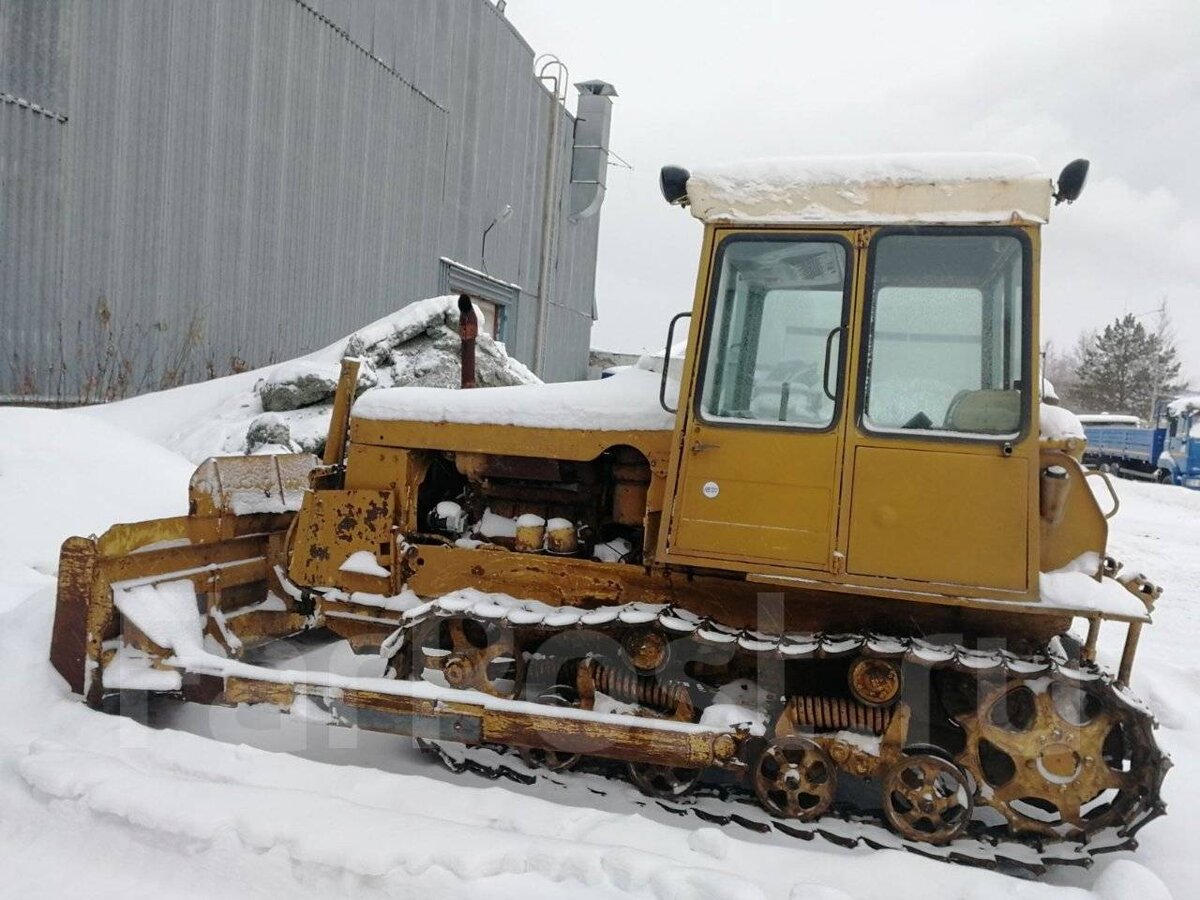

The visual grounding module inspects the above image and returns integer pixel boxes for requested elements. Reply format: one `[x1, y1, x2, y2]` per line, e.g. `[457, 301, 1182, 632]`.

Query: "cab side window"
[862, 233, 1026, 437]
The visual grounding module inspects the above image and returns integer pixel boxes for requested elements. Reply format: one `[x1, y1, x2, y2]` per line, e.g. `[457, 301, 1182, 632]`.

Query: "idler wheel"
[752, 735, 837, 821]
[881, 753, 973, 844]
[627, 762, 702, 799]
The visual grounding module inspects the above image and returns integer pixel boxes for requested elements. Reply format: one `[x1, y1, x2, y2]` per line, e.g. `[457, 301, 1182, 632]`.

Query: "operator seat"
[943, 389, 1021, 434]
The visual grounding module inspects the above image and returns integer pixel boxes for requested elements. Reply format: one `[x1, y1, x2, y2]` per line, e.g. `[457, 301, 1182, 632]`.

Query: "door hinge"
[832, 551, 846, 574]
[854, 229, 870, 250]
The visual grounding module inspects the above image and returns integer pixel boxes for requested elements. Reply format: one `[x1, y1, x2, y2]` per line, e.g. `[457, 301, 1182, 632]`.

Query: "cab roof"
[685, 153, 1052, 227]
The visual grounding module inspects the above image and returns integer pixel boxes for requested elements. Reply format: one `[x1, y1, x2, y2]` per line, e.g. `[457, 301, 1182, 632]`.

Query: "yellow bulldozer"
[50, 153, 1168, 869]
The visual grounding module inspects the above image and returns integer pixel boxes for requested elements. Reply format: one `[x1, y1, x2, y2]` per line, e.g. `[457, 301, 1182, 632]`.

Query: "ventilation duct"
[569, 80, 618, 221]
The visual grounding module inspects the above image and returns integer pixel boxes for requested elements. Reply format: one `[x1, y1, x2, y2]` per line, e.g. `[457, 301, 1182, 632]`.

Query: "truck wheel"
[1155, 468, 1171, 484]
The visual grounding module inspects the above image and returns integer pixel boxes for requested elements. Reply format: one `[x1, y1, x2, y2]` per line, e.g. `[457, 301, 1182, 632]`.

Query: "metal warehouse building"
[1, 0, 615, 403]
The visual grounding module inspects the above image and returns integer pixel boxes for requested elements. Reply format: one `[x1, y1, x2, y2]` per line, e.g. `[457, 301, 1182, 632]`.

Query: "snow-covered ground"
[0, 390, 1194, 899]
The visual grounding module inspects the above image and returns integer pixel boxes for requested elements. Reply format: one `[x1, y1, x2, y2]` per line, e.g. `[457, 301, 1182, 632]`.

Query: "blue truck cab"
[1080, 398, 1200, 488]
[1158, 397, 1200, 489]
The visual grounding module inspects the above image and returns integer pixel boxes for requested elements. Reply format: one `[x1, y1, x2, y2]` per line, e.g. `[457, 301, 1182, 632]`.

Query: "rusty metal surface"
[49, 536, 99, 694]
[458, 294, 478, 389]
[288, 488, 394, 591]
[350, 417, 673, 470]
[190, 454, 318, 517]
[783, 694, 894, 736]
[881, 754, 973, 844]
[578, 659, 693, 722]
[51, 473, 304, 702]
[221, 674, 728, 770]
[441, 617, 519, 697]
[323, 360, 362, 468]
[1038, 449, 1108, 573]
[621, 628, 668, 673]
[401, 544, 1071, 644]
[848, 657, 903, 707]
[956, 675, 1161, 839]
[391, 600, 1166, 847]
[752, 736, 837, 822]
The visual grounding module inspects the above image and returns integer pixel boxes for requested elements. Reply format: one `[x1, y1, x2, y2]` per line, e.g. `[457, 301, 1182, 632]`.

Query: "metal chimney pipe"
[458, 294, 478, 389]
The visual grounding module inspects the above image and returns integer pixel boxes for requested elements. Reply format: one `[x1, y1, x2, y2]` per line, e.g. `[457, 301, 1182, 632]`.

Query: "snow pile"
[1038, 552, 1149, 619]
[1092, 860, 1173, 900]
[339, 295, 537, 390]
[1041, 376, 1059, 404]
[355, 364, 675, 432]
[0, 408, 193, 580]
[698, 679, 770, 736]
[685, 153, 1053, 225]
[113, 579, 206, 660]
[84, 296, 538, 462]
[1040, 402, 1087, 441]
[1167, 395, 1200, 417]
[259, 360, 372, 412]
[338, 550, 390, 578]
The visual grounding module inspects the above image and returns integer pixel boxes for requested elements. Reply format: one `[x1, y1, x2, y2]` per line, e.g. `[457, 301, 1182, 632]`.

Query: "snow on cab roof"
[685, 153, 1053, 226]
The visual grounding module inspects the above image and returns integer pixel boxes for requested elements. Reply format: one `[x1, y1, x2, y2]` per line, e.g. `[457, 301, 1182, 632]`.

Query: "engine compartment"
[416, 446, 654, 564]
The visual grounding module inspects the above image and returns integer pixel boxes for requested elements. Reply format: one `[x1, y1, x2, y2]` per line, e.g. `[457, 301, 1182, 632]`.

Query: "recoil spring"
[581, 659, 694, 721]
[790, 694, 893, 734]
[523, 656, 695, 721]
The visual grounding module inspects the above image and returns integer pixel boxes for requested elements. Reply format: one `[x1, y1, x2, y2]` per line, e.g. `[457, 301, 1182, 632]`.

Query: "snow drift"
[85, 296, 538, 463]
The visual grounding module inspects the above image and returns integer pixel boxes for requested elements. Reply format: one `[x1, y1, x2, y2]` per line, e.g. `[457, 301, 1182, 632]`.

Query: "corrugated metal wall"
[1, 0, 604, 403]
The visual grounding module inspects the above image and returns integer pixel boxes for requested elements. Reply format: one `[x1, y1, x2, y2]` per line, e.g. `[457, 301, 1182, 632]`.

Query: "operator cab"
[657, 154, 1084, 601]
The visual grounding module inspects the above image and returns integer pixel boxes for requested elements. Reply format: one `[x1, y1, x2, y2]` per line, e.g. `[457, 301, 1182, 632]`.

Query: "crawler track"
[418, 728, 1157, 875]
[388, 593, 1169, 870]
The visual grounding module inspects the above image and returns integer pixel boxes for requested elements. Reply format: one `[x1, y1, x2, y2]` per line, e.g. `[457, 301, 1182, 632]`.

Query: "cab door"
[838, 228, 1036, 594]
[665, 230, 854, 572]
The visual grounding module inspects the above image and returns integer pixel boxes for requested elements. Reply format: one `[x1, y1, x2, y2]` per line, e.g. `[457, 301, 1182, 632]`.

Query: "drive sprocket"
[955, 672, 1163, 839]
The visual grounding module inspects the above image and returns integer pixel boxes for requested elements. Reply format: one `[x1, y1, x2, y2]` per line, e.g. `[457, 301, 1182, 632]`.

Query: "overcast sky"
[505, 0, 1200, 385]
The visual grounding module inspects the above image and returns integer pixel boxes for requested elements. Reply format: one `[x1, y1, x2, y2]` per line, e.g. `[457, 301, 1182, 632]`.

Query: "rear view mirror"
[660, 165, 691, 206]
[1054, 159, 1090, 205]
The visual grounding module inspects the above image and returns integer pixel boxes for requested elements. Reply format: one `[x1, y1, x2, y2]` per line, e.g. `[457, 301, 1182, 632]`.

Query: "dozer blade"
[50, 453, 321, 704]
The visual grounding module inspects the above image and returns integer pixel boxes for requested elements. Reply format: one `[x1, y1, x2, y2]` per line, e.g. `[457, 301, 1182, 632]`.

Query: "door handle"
[659, 311, 692, 414]
[822, 326, 845, 402]
[691, 441, 720, 454]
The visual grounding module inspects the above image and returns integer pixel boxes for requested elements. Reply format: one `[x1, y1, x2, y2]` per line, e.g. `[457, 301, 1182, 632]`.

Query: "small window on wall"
[861, 233, 1027, 437]
[438, 258, 519, 344]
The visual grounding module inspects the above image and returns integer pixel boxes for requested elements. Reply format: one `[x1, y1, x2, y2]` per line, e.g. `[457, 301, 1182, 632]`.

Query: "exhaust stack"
[458, 294, 478, 389]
